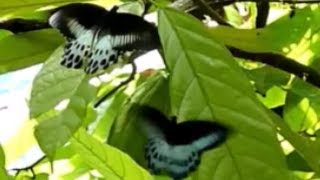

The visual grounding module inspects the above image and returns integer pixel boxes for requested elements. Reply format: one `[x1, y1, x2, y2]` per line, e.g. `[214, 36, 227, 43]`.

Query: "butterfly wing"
[82, 11, 160, 74]
[136, 105, 227, 179]
[49, 3, 159, 74]
[146, 121, 227, 179]
[49, 3, 107, 71]
[49, 3, 106, 38]
[100, 11, 160, 51]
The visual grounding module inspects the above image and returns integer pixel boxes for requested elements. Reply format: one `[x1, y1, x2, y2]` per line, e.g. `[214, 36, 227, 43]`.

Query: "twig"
[12, 155, 46, 178]
[256, 1, 270, 28]
[228, 47, 320, 88]
[94, 52, 140, 107]
[192, 0, 231, 26]
[0, 19, 49, 33]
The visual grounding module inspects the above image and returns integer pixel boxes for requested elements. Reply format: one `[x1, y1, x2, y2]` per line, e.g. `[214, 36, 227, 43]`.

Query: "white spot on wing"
[48, 11, 62, 28]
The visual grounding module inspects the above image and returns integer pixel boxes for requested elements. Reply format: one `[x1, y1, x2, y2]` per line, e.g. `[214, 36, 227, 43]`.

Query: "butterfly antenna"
[94, 52, 143, 107]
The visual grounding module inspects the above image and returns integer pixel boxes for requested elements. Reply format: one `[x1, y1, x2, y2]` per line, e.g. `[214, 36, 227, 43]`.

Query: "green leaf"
[30, 46, 85, 118]
[93, 90, 128, 141]
[286, 151, 312, 172]
[268, 111, 320, 174]
[61, 155, 92, 180]
[159, 8, 292, 180]
[0, 0, 90, 16]
[71, 128, 152, 180]
[34, 79, 96, 158]
[284, 93, 318, 132]
[245, 66, 290, 94]
[0, 29, 62, 74]
[35, 109, 81, 158]
[34, 173, 49, 180]
[0, 30, 12, 40]
[0, 145, 9, 179]
[289, 78, 320, 107]
[257, 86, 287, 108]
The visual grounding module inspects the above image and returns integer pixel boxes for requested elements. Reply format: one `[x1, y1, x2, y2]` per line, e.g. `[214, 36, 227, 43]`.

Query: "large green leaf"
[71, 128, 152, 180]
[34, 79, 96, 158]
[159, 8, 292, 180]
[29, 47, 85, 118]
[0, 29, 62, 74]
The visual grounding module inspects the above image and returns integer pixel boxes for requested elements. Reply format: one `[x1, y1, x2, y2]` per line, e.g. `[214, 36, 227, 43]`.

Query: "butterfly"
[135, 105, 228, 179]
[48, 3, 160, 74]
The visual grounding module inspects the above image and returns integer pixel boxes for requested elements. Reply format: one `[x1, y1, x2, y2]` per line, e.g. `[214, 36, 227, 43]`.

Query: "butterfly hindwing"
[145, 138, 200, 179]
[60, 31, 94, 69]
[84, 35, 120, 74]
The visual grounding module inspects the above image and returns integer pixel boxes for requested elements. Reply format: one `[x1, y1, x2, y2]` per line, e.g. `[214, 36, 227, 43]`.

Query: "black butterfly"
[135, 105, 227, 179]
[49, 3, 160, 74]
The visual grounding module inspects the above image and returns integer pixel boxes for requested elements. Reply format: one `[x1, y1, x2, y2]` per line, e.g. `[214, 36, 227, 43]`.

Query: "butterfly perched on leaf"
[48, 3, 160, 74]
[134, 105, 228, 179]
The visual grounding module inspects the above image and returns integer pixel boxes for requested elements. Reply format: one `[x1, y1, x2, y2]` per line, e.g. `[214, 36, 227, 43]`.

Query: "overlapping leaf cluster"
[1, 1, 320, 180]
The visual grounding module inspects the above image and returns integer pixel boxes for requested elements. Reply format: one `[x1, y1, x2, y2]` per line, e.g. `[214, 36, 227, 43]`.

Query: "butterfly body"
[136, 105, 227, 179]
[49, 3, 159, 74]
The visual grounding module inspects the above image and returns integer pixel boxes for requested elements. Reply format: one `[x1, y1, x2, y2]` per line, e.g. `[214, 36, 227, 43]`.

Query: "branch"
[0, 18, 49, 33]
[256, 1, 270, 28]
[12, 155, 46, 178]
[192, 0, 231, 26]
[228, 47, 320, 88]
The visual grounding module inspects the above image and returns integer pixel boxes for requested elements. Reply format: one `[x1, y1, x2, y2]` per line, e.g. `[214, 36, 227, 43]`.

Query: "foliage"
[1, 1, 320, 180]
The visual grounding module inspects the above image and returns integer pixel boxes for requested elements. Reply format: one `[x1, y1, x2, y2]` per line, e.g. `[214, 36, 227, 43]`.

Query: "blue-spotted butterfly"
[49, 3, 160, 74]
[135, 105, 227, 179]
